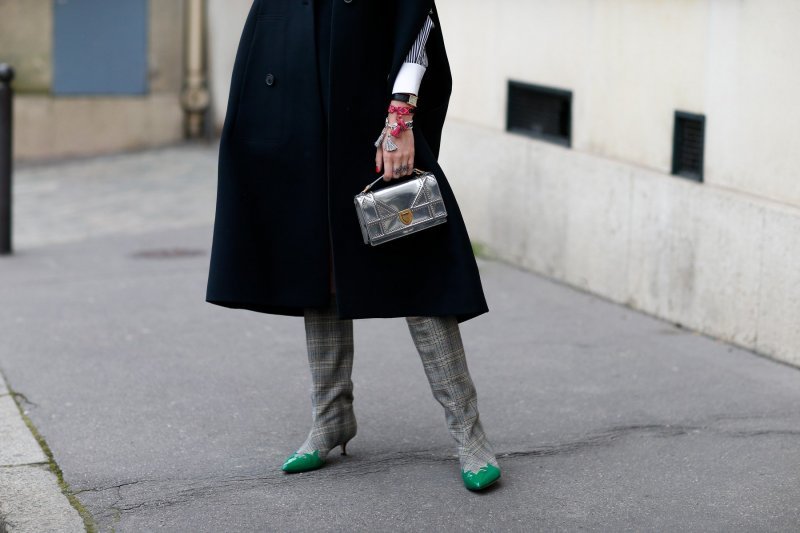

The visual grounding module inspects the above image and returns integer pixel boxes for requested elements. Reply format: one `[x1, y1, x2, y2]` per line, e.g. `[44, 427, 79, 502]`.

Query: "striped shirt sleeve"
[391, 14, 435, 97]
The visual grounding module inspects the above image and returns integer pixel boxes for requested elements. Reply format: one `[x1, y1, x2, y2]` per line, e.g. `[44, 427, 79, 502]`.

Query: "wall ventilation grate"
[506, 81, 572, 147]
[672, 111, 705, 182]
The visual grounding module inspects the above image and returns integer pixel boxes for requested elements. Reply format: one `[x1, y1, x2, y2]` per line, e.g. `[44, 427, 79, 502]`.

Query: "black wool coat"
[206, 0, 489, 323]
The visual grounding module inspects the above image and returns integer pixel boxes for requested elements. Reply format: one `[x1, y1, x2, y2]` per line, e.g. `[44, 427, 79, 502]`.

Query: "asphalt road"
[1, 223, 799, 532]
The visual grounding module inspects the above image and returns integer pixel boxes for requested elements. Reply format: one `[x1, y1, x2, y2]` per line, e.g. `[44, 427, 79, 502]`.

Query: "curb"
[0, 371, 91, 532]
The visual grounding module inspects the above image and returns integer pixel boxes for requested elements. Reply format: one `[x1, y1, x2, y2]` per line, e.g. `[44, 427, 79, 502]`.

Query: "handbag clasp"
[399, 209, 413, 225]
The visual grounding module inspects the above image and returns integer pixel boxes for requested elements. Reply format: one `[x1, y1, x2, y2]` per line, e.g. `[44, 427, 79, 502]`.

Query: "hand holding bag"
[354, 168, 448, 246]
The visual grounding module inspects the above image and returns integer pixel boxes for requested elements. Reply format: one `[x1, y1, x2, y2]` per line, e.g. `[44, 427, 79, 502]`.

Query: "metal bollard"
[0, 64, 13, 255]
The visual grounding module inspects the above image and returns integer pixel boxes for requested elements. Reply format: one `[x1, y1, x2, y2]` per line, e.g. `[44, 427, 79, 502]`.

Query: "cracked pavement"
[1, 144, 799, 531]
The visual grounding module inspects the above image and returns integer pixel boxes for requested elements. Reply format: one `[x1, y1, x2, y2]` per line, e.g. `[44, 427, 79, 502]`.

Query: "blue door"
[53, 0, 149, 95]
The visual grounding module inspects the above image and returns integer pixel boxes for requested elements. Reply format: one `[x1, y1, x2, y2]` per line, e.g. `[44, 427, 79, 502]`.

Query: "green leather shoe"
[281, 439, 351, 474]
[462, 463, 501, 491]
[281, 450, 325, 473]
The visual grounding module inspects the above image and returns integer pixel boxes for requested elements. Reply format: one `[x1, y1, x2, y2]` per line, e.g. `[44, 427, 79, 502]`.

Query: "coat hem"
[205, 298, 305, 318]
[205, 297, 488, 324]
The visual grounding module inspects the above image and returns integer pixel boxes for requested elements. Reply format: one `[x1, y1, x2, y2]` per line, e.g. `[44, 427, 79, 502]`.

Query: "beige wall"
[1, 0, 186, 160]
[441, 0, 800, 208]
[0, 0, 52, 93]
[704, 1, 800, 207]
[442, 120, 800, 367]
[148, 1, 186, 95]
[437, 0, 800, 366]
[15, 94, 183, 159]
[208, 0, 252, 131]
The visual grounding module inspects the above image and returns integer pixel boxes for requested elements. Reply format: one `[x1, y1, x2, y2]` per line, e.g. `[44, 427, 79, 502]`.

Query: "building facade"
[0, 0, 186, 159]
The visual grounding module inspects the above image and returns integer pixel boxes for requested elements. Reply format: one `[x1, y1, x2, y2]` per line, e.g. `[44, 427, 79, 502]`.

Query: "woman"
[206, 0, 501, 491]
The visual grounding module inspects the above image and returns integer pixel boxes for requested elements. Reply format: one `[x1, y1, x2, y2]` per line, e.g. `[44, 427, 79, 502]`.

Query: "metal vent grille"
[672, 111, 705, 182]
[507, 81, 572, 147]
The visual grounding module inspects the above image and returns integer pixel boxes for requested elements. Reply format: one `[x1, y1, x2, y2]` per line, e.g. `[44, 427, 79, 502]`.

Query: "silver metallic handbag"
[354, 168, 448, 246]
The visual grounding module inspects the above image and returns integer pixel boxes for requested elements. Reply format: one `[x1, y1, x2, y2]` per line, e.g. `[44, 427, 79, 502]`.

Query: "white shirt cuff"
[391, 62, 427, 97]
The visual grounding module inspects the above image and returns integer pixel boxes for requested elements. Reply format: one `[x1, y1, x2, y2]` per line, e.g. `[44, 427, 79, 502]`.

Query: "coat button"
[265, 73, 275, 86]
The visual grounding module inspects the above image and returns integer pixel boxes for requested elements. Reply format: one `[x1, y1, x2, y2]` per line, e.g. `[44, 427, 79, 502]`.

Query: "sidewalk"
[12, 142, 217, 248]
[0, 371, 85, 532]
[1, 145, 799, 532]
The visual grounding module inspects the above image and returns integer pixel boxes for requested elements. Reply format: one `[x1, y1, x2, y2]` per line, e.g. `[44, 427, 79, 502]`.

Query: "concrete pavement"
[0, 371, 85, 532]
[1, 145, 799, 531]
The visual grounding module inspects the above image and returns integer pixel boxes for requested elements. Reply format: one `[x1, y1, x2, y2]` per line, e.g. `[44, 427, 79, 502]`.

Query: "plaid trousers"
[298, 295, 498, 473]
[405, 315, 499, 474]
[296, 295, 357, 457]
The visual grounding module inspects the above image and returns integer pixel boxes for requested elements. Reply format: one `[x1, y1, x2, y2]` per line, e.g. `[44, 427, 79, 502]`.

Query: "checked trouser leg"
[405, 315, 499, 474]
[295, 294, 357, 458]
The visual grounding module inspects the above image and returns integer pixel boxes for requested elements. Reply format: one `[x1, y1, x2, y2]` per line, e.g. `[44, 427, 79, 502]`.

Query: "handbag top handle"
[360, 168, 427, 194]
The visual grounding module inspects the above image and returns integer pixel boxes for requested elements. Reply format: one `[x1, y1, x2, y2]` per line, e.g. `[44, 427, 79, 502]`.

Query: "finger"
[382, 153, 394, 181]
[398, 153, 410, 178]
[401, 148, 413, 175]
[392, 157, 404, 180]
[398, 158, 407, 177]
[385, 145, 402, 180]
[375, 146, 382, 174]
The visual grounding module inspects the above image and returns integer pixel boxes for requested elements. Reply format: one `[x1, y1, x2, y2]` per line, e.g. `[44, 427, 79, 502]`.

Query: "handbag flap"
[371, 177, 425, 214]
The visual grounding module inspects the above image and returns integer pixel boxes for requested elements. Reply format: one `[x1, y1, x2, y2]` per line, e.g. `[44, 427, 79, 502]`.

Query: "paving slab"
[0, 465, 84, 533]
[0, 374, 84, 532]
[0, 395, 47, 467]
[13, 143, 216, 249]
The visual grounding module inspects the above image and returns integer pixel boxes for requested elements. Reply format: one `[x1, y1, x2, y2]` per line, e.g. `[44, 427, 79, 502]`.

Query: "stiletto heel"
[341, 441, 348, 456]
